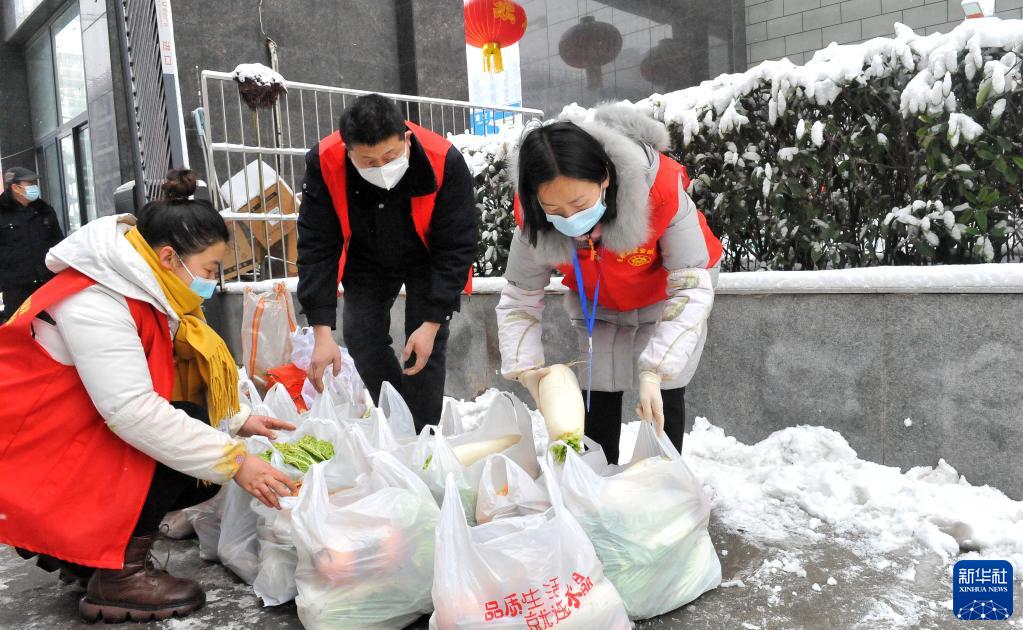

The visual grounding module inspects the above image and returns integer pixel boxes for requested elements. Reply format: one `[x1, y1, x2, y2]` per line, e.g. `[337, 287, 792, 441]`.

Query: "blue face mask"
[545, 190, 606, 238]
[22, 185, 40, 202]
[178, 255, 218, 300]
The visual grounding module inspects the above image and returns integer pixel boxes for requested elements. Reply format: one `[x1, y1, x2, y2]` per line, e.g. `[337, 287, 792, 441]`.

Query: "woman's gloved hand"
[635, 370, 664, 435]
[517, 366, 551, 407]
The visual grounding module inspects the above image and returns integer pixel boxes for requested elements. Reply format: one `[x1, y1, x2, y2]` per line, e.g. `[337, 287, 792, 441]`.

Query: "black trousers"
[584, 388, 686, 465]
[342, 273, 450, 431]
[132, 401, 221, 535]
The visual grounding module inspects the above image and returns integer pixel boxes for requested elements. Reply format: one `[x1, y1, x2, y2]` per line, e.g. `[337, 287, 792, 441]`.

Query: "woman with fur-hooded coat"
[497, 104, 722, 464]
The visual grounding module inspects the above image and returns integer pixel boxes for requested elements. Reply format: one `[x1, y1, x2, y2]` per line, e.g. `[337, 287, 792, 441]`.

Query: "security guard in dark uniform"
[0, 167, 64, 322]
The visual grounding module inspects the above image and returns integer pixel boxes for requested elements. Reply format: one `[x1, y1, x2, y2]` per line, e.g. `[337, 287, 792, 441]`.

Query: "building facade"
[745, 0, 1023, 66]
[0, 0, 1005, 232]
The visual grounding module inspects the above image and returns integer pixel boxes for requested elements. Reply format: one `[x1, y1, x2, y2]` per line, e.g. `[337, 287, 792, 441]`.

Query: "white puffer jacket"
[497, 105, 720, 392]
[33, 214, 249, 483]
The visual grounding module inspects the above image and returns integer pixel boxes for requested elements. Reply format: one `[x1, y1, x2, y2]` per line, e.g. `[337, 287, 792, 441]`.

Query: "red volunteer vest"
[517, 154, 723, 312]
[0, 270, 175, 569]
[317, 122, 472, 292]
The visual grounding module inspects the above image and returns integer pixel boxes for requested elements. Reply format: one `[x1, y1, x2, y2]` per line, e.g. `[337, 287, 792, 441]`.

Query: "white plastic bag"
[262, 384, 302, 428]
[301, 347, 367, 414]
[290, 438, 439, 629]
[290, 326, 316, 371]
[475, 454, 550, 525]
[378, 381, 416, 440]
[553, 422, 722, 620]
[430, 465, 632, 630]
[183, 488, 225, 561]
[241, 283, 297, 391]
[439, 397, 463, 436]
[238, 367, 263, 409]
[252, 495, 300, 606]
[218, 436, 275, 583]
[411, 392, 539, 517]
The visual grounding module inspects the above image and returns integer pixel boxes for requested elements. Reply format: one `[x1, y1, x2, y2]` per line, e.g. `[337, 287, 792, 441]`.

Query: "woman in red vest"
[498, 104, 723, 464]
[0, 171, 297, 622]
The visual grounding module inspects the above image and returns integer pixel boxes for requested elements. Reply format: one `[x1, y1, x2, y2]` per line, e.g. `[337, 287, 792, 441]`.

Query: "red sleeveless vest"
[0, 270, 175, 568]
[517, 154, 723, 312]
[317, 122, 472, 292]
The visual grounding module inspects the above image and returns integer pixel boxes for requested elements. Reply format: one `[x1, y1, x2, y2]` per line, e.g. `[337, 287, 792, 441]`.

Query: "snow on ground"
[459, 389, 1023, 588]
[617, 416, 1023, 588]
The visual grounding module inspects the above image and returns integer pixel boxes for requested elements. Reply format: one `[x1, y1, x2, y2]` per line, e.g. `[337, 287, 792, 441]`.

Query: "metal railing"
[197, 69, 544, 286]
[114, 0, 188, 208]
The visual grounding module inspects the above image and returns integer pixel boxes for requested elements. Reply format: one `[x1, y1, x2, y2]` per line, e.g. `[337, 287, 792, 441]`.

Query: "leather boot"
[78, 534, 205, 622]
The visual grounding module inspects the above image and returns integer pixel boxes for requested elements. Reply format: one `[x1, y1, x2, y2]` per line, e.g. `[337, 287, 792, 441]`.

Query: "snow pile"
[617, 418, 1023, 572]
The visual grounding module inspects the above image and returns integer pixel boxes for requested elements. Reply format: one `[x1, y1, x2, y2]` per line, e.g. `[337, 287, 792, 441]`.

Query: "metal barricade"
[197, 70, 544, 287]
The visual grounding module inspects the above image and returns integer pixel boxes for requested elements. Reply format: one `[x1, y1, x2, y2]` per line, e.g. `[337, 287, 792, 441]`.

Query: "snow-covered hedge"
[638, 18, 1023, 271]
[452, 19, 1023, 275]
[450, 129, 518, 277]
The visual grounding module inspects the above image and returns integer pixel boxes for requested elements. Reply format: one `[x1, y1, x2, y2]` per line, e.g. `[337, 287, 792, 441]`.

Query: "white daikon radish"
[450, 434, 521, 467]
[537, 364, 585, 460]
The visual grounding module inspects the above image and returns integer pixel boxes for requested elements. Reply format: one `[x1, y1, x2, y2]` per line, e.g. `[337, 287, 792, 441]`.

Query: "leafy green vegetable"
[296, 435, 335, 461]
[259, 450, 273, 463]
[422, 455, 433, 471]
[267, 436, 335, 473]
[548, 433, 584, 464]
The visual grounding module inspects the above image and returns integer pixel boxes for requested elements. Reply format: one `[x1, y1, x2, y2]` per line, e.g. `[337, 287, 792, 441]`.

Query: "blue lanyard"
[571, 245, 600, 411]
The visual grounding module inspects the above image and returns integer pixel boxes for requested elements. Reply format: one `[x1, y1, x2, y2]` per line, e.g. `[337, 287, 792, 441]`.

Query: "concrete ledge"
[207, 266, 1023, 499]
[220, 263, 1023, 296]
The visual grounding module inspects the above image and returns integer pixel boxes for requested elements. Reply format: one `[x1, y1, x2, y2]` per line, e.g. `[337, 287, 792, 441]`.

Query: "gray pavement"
[3, 514, 1019, 630]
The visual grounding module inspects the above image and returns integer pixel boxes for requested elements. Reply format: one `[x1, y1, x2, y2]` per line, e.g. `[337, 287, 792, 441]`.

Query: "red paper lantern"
[559, 16, 622, 88]
[464, 0, 527, 73]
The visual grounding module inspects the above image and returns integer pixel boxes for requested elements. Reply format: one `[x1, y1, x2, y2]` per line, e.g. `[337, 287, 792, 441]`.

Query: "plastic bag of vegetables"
[250, 418, 343, 604]
[430, 465, 631, 630]
[551, 422, 721, 620]
[290, 435, 439, 629]
[475, 454, 550, 525]
[411, 392, 539, 518]
[217, 435, 275, 583]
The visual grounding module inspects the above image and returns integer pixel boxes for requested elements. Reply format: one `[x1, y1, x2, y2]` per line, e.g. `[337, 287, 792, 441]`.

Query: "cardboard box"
[221, 221, 266, 281]
[218, 160, 296, 216]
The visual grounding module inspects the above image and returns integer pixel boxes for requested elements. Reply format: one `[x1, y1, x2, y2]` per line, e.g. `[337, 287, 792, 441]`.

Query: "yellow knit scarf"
[125, 228, 239, 426]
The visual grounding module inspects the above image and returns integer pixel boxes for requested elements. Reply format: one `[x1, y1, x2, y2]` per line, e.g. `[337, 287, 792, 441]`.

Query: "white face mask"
[355, 144, 410, 190]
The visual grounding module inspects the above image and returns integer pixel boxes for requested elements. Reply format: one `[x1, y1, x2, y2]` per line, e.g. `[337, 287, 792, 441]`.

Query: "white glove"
[517, 367, 551, 407]
[635, 370, 664, 435]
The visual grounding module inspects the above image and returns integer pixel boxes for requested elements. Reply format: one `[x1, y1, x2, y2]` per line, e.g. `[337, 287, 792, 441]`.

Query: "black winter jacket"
[296, 130, 479, 328]
[0, 190, 64, 291]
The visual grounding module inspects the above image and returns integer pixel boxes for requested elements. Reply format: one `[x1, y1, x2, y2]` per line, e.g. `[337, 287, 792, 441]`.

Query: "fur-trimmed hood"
[511, 103, 670, 265]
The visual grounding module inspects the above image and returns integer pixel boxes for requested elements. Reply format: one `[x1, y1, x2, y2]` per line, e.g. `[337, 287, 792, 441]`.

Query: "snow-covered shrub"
[639, 19, 1023, 270]
[450, 130, 519, 276]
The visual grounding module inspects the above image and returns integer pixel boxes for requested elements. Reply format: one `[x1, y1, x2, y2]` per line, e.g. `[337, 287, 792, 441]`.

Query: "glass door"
[59, 134, 81, 232]
[25, 2, 91, 232]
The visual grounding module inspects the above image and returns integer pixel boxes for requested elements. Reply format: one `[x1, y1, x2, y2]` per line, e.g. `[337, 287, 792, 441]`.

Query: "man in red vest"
[297, 94, 478, 429]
